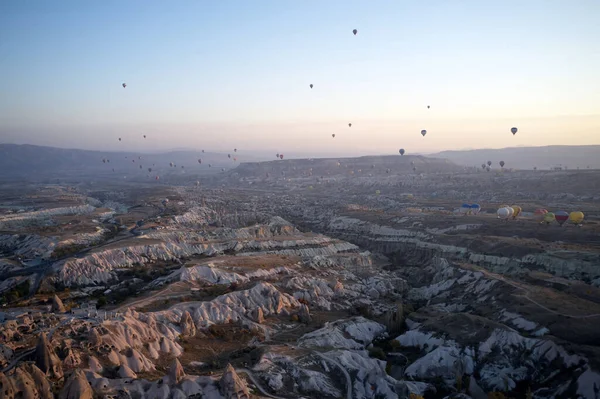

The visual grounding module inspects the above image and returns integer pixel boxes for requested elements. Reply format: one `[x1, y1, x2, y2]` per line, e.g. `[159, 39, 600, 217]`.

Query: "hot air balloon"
[543, 212, 555, 224]
[309, 84, 313, 89]
[280, 154, 284, 160]
[481, 164, 486, 169]
[413, 167, 417, 172]
[421, 130, 427, 137]
[143, 135, 146, 138]
[209, 164, 212, 168]
[233, 157, 237, 161]
[169, 162, 174, 167]
[487, 161, 492, 167]
[497, 207, 511, 219]
[139, 165, 142, 169]
[202, 150, 205, 153]
[555, 211, 569, 226]
[102, 159, 106, 163]
[228, 154, 231, 159]
[500, 161, 505, 168]
[352, 29, 358, 35]
[534, 209, 548, 222]
[234, 148, 237, 152]
[399, 149, 405, 156]
[148, 167, 152, 172]
[198, 159, 202, 164]
[386, 168, 390, 174]
[511, 205, 522, 219]
[511, 127, 518, 135]
[486, 167, 491, 172]
[471, 204, 481, 215]
[155, 176, 159, 180]
[118, 138, 121, 141]
[195, 181, 200, 187]
[181, 165, 184, 169]
[348, 123, 352, 127]
[332, 134, 336, 138]
[122, 83, 127, 88]
[569, 211, 584, 225]
[461, 203, 471, 214]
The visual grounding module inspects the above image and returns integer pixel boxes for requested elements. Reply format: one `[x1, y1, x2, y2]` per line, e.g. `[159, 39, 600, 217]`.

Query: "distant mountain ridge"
[0, 144, 260, 182]
[430, 145, 600, 170]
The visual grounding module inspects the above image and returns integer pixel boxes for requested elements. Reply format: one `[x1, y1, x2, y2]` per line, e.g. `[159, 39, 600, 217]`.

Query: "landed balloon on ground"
[497, 207, 511, 219]
[543, 212, 555, 224]
[554, 211, 569, 226]
[511, 205, 522, 219]
[569, 211, 584, 225]
[534, 209, 548, 222]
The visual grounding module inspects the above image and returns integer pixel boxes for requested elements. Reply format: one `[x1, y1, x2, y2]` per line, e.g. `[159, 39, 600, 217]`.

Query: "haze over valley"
[1, 1, 600, 398]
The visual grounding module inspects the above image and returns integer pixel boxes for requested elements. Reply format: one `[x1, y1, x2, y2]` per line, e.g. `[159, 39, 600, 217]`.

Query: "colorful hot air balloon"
[352, 29, 358, 35]
[569, 211, 584, 225]
[461, 203, 471, 214]
[543, 212, 555, 224]
[421, 130, 427, 137]
[471, 204, 481, 215]
[511, 205, 522, 219]
[122, 83, 127, 88]
[280, 154, 284, 160]
[534, 209, 548, 222]
[511, 127, 518, 135]
[554, 211, 569, 226]
[155, 176, 159, 180]
[399, 149, 405, 156]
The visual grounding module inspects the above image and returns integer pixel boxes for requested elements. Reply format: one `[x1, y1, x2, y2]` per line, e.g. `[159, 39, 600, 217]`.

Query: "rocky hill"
[432, 145, 600, 170]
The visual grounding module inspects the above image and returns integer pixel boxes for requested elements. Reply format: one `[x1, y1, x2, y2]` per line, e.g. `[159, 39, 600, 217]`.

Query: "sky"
[1, 0, 599, 157]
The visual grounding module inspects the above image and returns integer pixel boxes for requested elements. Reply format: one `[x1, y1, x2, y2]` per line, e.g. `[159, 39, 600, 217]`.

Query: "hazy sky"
[1, 0, 599, 156]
